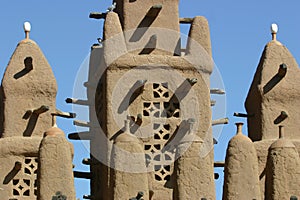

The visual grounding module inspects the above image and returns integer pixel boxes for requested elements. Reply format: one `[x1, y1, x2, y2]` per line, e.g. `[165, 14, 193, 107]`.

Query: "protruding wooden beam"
[89, 12, 106, 19]
[211, 100, 216, 107]
[210, 89, 225, 95]
[83, 195, 93, 199]
[233, 112, 254, 118]
[274, 111, 288, 124]
[73, 120, 91, 128]
[214, 161, 225, 168]
[179, 18, 194, 24]
[14, 161, 22, 171]
[33, 105, 49, 115]
[65, 98, 90, 106]
[82, 158, 99, 165]
[82, 158, 92, 165]
[213, 138, 218, 144]
[54, 109, 76, 119]
[212, 118, 229, 126]
[68, 132, 92, 140]
[278, 63, 287, 77]
[187, 78, 198, 85]
[214, 173, 219, 180]
[73, 171, 92, 179]
[290, 196, 298, 200]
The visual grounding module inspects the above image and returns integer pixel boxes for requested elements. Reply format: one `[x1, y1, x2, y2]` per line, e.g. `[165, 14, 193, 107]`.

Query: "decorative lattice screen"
[10, 157, 38, 199]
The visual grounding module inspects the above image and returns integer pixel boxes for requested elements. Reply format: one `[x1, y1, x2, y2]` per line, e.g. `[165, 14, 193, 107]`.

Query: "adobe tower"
[0, 23, 75, 200]
[70, 0, 217, 199]
[1, 1, 300, 200]
[223, 24, 300, 199]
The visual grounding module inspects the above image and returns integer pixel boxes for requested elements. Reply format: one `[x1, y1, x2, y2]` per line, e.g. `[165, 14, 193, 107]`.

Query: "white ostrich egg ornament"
[271, 23, 278, 34]
[23, 22, 31, 32]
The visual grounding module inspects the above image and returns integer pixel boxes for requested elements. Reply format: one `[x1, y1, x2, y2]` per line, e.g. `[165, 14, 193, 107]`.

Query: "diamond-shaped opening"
[160, 169, 166, 175]
[24, 179, 30, 186]
[145, 154, 151, 162]
[155, 174, 162, 181]
[153, 91, 160, 98]
[13, 189, 19, 196]
[18, 185, 24, 191]
[167, 111, 173, 118]
[153, 111, 160, 118]
[143, 102, 151, 108]
[154, 154, 161, 161]
[153, 103, 160, 109]
[153, 124, 160, 130]
[144, 145, 151, 151]
[154, 165, 161, 171]
[164, 124, 170, 130]
[161, 111, 167, 118]
[154, 144, 161, 150]
[24, 167, 31, 175]
[29, 164, 35, 169]
[13, 180, 19, 186]
[153, 83, 160, 89]
[143, 110, 149, 116]
[173, 111, 180, 118]
[165, 154, 172, 161]
[23, 189, 30, 196]
[164, 165, 171, 171]
[163, 134, 170, 140]
[154, 134, 160, 140]
[25, 159, 31, 164]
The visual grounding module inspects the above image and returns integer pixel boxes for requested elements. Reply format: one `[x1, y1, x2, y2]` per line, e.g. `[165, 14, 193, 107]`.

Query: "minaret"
[91, 0, 215, 199]
[0, 22, 75, 200]
[38, 116, 76, 200]
[265, 126, 300, 199]
[223, 123, 261, 200]
[110, 118, 149, 200]
[0, 21, 57, 138]
[174, 119, 215, 200]
[245, 24, 300, 141]
[244, 24, 300, 199]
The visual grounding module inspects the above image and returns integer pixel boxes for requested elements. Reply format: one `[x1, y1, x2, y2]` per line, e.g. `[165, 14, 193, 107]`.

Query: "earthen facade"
[0, 1, 299, 200]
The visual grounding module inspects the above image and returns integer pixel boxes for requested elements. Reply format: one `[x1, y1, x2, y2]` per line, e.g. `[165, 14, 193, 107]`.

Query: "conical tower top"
[0, 22, 57, 138]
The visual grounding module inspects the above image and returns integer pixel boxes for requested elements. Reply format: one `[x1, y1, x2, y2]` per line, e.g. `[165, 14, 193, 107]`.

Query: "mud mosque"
[0, 0, 299, 199]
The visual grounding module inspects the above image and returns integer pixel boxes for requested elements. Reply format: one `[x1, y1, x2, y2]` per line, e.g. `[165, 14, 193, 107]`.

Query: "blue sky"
[1, 1, 300, 199]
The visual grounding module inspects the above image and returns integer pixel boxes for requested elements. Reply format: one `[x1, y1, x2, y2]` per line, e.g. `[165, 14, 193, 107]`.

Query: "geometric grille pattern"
[142, 83, 180, 183]
[11, 157, 38, 199]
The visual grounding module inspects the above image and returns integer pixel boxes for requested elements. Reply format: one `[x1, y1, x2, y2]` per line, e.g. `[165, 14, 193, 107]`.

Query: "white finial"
[107, 2, 116, 12]
[271, 23, 278, 41]
[23, 21, 31, 39]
